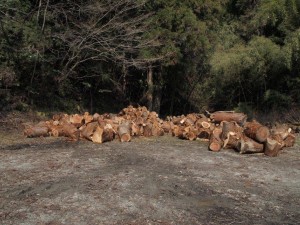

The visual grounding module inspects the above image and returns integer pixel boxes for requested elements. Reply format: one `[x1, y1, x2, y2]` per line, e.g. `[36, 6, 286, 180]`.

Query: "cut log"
[143, 123, 153, 137]
[271, 125, 292, 140]
[49, 125, 64, 137]
[221, 121, 243, 141]
[118, 122, 131, 142]
[62, 123, 79, 141]
[210, 111, 247, 126]
[183, 126, 198, 141]
[131, 122, 141, 136]
[244, 120, 270, 143]
[102, 124, 115, 142]
[238, 134, 264, 154]
[283, 133, 296, 148]
[264, 138, 283, 157]
[198, 128, 211, 139]
[161, 121, 172, 133]
[69, 114, 83, 128]
[223, 131, 241, 150]
[171, 125, 184, 139]
[91, 126, 104, 143]
[152, 123, 164, 136]
[195, 118, 211, 129]
[209, 128, 223, 152]
[83, 112, 94, 124]
[80, 122, 98, 141]
[24, 125, 49, 138]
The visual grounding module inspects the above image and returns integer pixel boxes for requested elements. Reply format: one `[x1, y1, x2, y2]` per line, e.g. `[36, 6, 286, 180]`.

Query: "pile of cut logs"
[23, 106, 296, 157]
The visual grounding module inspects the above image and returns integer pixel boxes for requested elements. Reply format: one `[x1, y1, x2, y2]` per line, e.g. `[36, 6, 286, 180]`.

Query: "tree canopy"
[0, 0, 299, 115]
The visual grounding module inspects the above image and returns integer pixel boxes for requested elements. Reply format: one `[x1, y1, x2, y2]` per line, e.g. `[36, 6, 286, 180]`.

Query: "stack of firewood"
[168, 111, 296, 157]
[23, 106, 166, 144]
[23, 106, 296, 157]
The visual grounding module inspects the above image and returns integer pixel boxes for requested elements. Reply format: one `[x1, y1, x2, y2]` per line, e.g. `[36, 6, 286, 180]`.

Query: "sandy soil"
[0, 115, 299, 224]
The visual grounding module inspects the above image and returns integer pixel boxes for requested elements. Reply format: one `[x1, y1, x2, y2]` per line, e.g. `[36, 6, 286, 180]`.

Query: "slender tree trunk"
[146, 66, 153, 111]
[153, 67, 163, 114]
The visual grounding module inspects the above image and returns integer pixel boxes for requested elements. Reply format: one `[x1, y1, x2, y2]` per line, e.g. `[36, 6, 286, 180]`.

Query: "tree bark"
[210, 111, 247, 125]
[209, 128, 223, 152]
[238, 134, 264, 154]
[146, 66, 153, 111]
[244, 120, 270, 143]
[264, 138, 283, 157]
[118, 122, 131, 142]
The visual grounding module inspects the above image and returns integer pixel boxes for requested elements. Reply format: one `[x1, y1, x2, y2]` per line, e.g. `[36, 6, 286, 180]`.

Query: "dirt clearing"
[0, 129, 300, 225]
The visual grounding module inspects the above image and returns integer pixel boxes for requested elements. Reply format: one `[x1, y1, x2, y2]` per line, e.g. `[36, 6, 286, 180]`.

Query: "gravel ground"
[0, 128, 299, 225]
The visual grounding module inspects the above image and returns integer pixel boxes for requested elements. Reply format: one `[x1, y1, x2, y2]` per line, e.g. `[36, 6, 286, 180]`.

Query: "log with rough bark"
[209, 127, 223, 152]
[69, 114, 83, 128]
[91, 126, 104, 143]
[80, 122, 98, 141]
[283, 133, 296, 147]
[183, 126, 198, 141]
[161, 121, 172, 133]
[238, 134, 264, 154]
[198, 128, 211, 139]
[221, 121, 243, 141]
[171, 125, 184, 139]
[195, 118, 211, 129]
[131, 122, 141, 136]
[271, 125, 292, 140]
[223, 131, 241, 150]
[48, 124, 65, 137]
[210, 111, 247, 126]
[143, 122, 153, 137]
[118, 122, 131, 142]
[152, 123, 164, 136]
[62, 123, 79, 141]
[264, 137, 283, 157]
[24, 125, 49, 138]
[244, 120, 270, 143]
[102, 124, 115, 142]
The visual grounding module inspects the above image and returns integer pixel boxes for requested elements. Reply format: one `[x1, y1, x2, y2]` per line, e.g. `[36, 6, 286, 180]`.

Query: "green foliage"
[0, 0, 299, 114]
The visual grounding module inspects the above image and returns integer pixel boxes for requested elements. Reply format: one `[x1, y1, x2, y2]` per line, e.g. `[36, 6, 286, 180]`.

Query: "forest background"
[0, 0, 299, 119]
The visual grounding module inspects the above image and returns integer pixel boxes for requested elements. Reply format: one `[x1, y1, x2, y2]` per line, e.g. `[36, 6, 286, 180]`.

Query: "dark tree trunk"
[146, 66, 153, 111]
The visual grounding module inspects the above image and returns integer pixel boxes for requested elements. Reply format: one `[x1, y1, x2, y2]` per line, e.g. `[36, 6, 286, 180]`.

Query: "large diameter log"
[195, 118, 211, 129]
[24, 125, 49, 138]
[210, 111, 247, 125]
[69, 114, 84, 128]
[49, 125, 65, 137]
[62, 123, 79, 141]
[244, 121, 270, 143]
[80, 122, 98, 141]
[183, 126, 198, 141]
[238, 135, 264, 154]
[264, 138, 283, 157]
[143, 123, 153, 137]
[221, 121, 243, 141]
[283, 133, 296, 148]
[271, 125, 292, 140]
[102, 125, 115, 142]
[209, 128, 223, 152]
[223, 131, 240, 150]
[118, 122, 131, 142]
[152, 124, 164, 137]
[198, 128, 211, 139]
[92, 126, 104, 143]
